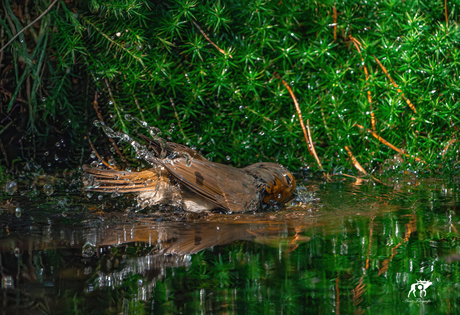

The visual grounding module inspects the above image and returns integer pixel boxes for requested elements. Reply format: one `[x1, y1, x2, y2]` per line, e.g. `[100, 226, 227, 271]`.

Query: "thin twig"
[124, 74, 146, 121]
[276, 76, 312, 156]
[92, 91, 128, 164]
[335, 277, 340, 314]
[450, 119, 459, 132]
[333, 6, 337, 42]
[0, 0, 59, 53]
[169, 97, 187, 140]
[442, 139, 457, 158]
[344, 146, 368, 175]
[307, 119, 323, 170]
[104, 78, 126, 130]
[275, 73, 323, 170]
[349, 36, 375, 130]
[0, 120, 14, 137]
[372, 55, 417, 114]
[191, 20, 233, 58]
[355, 123, 426, 164]
[329, 173, 368, 181]
[87, 136, 118, 170]
[445, 0, 449, 30]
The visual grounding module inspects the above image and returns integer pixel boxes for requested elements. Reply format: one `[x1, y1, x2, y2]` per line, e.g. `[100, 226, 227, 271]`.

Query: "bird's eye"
[284, 174, 291, 185]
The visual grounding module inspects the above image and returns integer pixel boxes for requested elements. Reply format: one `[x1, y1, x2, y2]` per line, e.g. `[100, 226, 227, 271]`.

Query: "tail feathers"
[82, 165, 161, 193]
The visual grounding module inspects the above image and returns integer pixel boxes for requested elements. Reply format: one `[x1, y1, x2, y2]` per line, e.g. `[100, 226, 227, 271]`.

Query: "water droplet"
[226, 156, 231, 161]
[184, 153, 193, 167]
[43, 184, 54, 196]
[15, 207, 21, 218]
[98, 195, 103, 200]
[2, 275, 14, 289]
[94, 120, 105, 127]
[5, 180, 18, 195]
[82, 242, 96, 258]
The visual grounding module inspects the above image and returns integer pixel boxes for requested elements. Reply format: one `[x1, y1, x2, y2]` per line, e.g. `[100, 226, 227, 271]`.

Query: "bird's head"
[244, 163, 296, 207]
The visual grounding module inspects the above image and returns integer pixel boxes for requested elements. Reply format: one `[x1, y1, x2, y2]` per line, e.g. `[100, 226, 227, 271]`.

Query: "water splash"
[93, 120, 188, 166]
[124, 115, 167, 157]
[93, 120, 158, 166]
[5, 180, 17, 195]
[183, 152, 193, 167]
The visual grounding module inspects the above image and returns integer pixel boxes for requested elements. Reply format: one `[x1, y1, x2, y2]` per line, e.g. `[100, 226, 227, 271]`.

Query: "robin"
[83, 133, 296, 213]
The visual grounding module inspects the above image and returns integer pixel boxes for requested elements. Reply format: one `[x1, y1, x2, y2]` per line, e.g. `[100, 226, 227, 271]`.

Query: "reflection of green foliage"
[2, 179, 460, 313]
[1, 0, 460, 173]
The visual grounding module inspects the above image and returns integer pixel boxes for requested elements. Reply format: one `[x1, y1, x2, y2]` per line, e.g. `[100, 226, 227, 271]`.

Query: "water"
[1, 175, 460, 314]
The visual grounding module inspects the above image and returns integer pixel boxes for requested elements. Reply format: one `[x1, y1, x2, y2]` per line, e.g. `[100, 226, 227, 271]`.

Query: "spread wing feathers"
[158, 158, 260, 212]
[137, 134, 208, 161]
[82, 165, 164, 193]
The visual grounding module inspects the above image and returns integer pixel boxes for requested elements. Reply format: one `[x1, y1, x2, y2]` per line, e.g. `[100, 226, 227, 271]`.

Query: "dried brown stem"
[349, 36, 375, 130]
[442, 139, 458, 158]
[104, 78, 126, 130]
[445, 0, 449, 29]
[372, 55, 417, 114]
[333, 6, 337, 42]
[344, 146, 368, 175]
[307, 119, 323, 170]
[275, 73, 322, 169]
[87, 136, 118, 170]
[192, 20, 232, 58]
[335, 277, 340, 314]
[92, 91, 128, 164]
[355, 123, 426, 164]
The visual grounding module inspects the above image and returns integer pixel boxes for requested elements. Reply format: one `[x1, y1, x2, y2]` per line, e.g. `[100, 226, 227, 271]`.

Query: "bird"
[83, 133, 296, 213]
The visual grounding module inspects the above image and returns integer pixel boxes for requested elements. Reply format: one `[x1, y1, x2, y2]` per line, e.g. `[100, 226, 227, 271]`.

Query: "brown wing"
[158, 158, 260, 213]
[82, 164, 164, 193]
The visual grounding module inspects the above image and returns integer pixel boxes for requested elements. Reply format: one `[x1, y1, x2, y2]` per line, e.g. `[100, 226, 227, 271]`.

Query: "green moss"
[1, 0, 459, 174]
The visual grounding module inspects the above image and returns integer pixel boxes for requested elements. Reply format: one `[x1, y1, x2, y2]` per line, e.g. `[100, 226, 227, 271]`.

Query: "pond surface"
[1, 174, 460, 314]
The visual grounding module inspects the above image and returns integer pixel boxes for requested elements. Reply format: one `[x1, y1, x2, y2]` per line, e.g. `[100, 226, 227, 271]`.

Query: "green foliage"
[1, 0, 460, 174]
